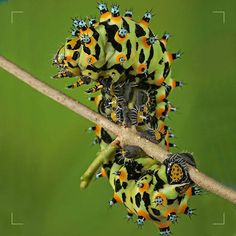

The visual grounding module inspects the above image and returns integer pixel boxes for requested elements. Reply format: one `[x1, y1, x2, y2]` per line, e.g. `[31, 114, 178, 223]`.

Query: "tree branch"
[0, 55, 235, 204]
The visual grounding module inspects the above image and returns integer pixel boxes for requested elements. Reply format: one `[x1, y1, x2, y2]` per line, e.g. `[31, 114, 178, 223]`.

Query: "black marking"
[130, 196, 133, 203]
[160, 41, 166, 53]
[142, 192, 151, 208]
[158, 57, 164, 65]
[101, 22, 122, 52]
[91, 28, 100, 41]
[122, 17, 130, 33]
[122, 181, 128, 189]
[73, 40, 81, 50]
[126, 40, 132, 60]
[154, 172, 165, 191]
[139, 49, 145, 63]
[86, 65, 100, 72]
[146, 46, 154, 69]
[149, 213, 161, 221]
[163, 62, 170, 78]
[167, 198, 176, 205]
[67, 44, 72, 50]
[135, 192, 141, 208]
[151, 208, 161, 216]
[109, 64, 124, 74]
[83, 45, 91, 55]
[136, 42, 139, 50]
[72, 51, 80, 60]
[67, 62, 77, 68]
[94, 44, 101, 60]
[115, 179, 122, 192]
[177, 196, 183, 204]
[135, 24, 146, 37]
[122, 193, 126, 202]
[101, 128, 112, 143]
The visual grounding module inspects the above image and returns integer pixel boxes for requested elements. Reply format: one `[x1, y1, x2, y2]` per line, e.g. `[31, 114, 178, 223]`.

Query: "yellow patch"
[170, 163, 184, 183]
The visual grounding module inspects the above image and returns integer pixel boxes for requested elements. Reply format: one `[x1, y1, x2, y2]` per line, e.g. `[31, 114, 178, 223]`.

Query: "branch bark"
[0, 55, 235, 204]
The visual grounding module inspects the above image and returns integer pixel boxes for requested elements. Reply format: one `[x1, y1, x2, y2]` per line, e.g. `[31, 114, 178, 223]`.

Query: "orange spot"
[85, 37, 96, 47]
[95, 125, 101, 136]
[115, 54, 127, 64]
[156, 107, 165, 118]
[69, 39, 79, 48]
[114, 193, 122, 203]
[136, 64, 147, 74]
[178, 202, 188, 214]
[137, 210, 150, 220]
[157, 94, 166, 102]
[86, 55, 97, 65]
[138, 182, 149, 192]
[186, 187, 193, 197]
[119, 170, 127, 182]
[101, 167, 107, 177]
[79, 28, 93, 35]
[157, 221, 171, 229]
[156, 76, 164, 86]
[167, 52, 173, 63]
[153, 192, 167, 207]
[139, 20, 149, 28]
[114, 32, 128, 43]
[158, 122, 166, 134]
[160, 38, 167, 47]
[141, 36, 150, 48]
[111, 16, 122, 24]
[65, 55, 72, 62]
[100, 12, 111, 22]
[163, 207, 176, 218]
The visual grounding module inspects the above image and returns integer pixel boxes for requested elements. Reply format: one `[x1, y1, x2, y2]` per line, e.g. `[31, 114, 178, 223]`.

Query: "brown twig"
[0, 55, 236, 204]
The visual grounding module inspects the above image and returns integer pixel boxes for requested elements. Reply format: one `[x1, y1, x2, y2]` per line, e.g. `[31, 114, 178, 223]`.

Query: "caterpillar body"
[52, 3, 200, 235]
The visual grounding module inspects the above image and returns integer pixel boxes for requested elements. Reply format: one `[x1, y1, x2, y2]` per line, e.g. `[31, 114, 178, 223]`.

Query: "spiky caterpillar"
[52, 3, 200, 235]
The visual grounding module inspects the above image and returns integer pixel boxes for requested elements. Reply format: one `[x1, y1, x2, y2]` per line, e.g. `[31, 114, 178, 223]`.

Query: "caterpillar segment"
[52, 3, 198, 235]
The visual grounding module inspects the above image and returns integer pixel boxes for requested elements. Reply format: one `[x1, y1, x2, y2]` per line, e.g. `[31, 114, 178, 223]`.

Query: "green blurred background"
[0, 0, 236, 235]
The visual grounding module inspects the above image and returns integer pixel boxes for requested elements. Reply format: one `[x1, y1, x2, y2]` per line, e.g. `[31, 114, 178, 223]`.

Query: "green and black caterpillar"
[52, 3, 200, 235]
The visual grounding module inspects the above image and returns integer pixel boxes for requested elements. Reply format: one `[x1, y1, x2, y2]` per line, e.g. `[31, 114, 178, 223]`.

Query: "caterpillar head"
[52, 42, 81, 79]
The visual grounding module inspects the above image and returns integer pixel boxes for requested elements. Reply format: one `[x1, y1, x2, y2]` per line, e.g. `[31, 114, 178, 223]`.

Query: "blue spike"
[136, 217, 145, 227]
[111, 4, 120, 16]
[167, 212, 178, 224]
[98, 2, 108, 14]
[80, 34, 91, 44]
[124, 9, 133, 18]
[118, 27, 128, 38]
[160, 227, 171, 236]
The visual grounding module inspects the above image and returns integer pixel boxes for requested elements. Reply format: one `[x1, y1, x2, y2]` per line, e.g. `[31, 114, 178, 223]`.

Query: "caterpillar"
[52, 3, 200, 235]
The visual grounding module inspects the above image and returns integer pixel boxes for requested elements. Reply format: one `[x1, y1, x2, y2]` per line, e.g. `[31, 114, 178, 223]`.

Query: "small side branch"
[0, 56, 236, 204]
[80, 138, 120, 189]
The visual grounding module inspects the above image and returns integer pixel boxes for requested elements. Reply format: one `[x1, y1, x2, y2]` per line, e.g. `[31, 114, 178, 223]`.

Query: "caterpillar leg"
[52, 69, 73, 79]
[96, 167, 107, 179]
[86, 83, 104, 93]
[67, 76, 91, 89]
[192, 185, 202, 196]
